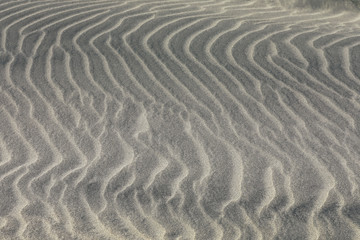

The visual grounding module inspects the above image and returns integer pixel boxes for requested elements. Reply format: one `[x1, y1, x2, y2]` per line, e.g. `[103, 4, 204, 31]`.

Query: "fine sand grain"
[0, 0, 360, 239]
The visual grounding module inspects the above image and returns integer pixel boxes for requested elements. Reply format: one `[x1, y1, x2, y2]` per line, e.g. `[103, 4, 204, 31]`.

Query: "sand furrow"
[1, 0, 360, 239]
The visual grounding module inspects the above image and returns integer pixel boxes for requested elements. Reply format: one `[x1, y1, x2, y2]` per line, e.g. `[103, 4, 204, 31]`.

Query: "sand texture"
[0, 0, 360, 239]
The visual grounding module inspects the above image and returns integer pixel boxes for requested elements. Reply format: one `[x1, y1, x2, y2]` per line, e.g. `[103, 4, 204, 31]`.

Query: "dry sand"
[0, 0, 360, 239]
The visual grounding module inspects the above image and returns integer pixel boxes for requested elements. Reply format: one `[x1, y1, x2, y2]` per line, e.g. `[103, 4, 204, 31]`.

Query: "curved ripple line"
[1, 1, 360, 239]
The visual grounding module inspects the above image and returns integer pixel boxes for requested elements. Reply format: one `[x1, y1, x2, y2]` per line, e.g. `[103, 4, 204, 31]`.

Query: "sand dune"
[0, 0, 360, 239]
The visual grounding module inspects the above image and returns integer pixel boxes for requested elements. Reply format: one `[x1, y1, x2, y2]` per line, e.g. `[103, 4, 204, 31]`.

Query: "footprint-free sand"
[1, 0, 360, 239]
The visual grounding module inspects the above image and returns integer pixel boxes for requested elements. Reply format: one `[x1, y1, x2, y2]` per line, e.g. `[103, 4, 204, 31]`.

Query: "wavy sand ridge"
[0, 0, 360, 239]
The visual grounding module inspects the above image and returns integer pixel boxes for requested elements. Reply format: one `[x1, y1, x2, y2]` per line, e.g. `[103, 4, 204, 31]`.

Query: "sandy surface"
[0, 0, 360, 239]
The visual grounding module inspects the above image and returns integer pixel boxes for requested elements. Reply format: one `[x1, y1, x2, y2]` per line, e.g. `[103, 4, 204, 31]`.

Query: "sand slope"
[0, 0, 360, 239]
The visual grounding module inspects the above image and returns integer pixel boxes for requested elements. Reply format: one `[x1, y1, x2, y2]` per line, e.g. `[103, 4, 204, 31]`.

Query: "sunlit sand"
[0, 0, 360, 239]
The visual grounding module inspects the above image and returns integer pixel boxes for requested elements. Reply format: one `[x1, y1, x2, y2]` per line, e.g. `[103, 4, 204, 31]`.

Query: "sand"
[0, 0, 360, 239]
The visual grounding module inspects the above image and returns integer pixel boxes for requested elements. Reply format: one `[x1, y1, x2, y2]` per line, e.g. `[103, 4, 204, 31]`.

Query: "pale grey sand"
[0, 0, 360, 239]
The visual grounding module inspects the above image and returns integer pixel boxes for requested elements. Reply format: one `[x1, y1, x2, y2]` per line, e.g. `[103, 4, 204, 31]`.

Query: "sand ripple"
[1, 0, 360, 239]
